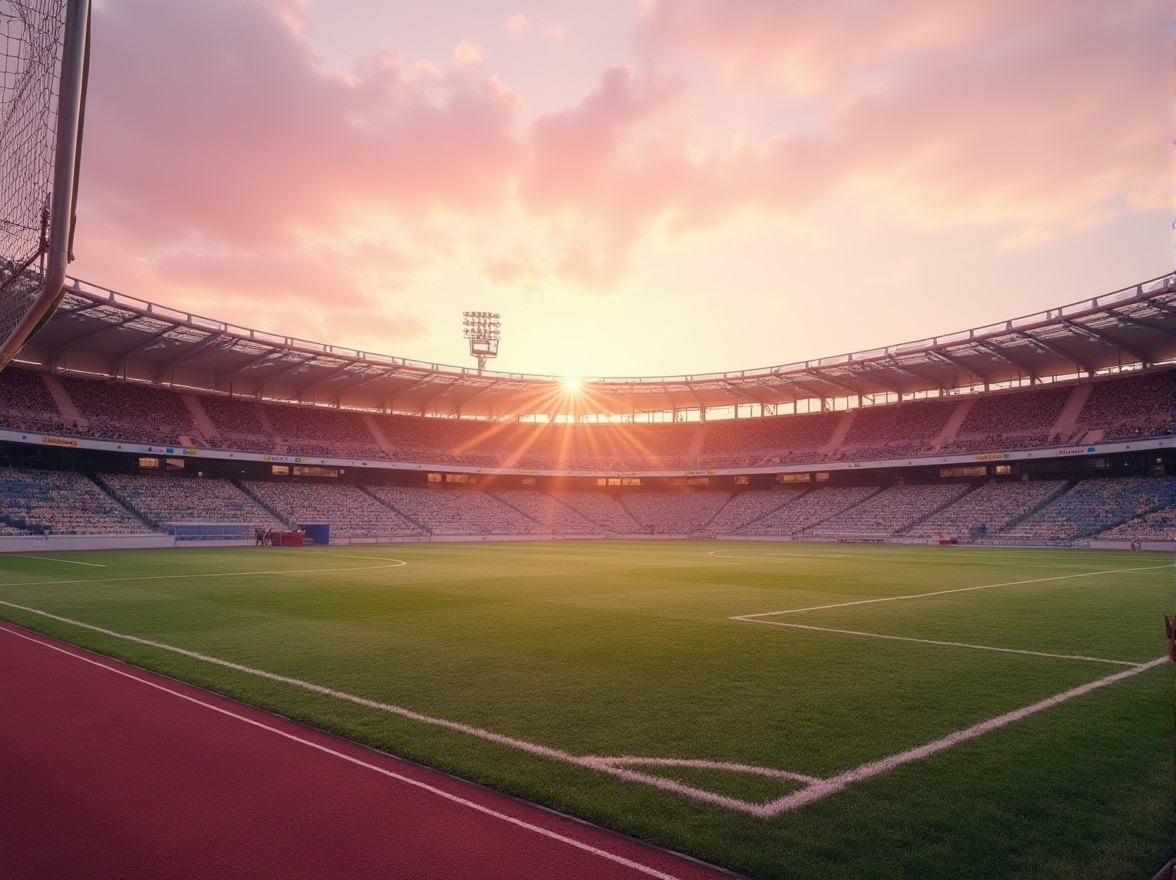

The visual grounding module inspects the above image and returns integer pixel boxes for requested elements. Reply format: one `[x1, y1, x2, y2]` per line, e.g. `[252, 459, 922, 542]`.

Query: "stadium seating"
[802, 483, 971, 539]
[367, 485, 535, 535]
[0, 366, 1173, 470]
[59, 375, 198, 446]
[1071, 371, 1176, 443]
[0, 468, 151, 535]
[100, 473, 281, 530]
[243, 480, 424, 539]
[904, 480, 1067, 540]
[999, 477, 1176, 541]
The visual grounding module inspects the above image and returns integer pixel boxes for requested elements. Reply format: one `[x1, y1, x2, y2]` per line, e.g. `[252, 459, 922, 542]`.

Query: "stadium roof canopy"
[15, 272, 1176, 421]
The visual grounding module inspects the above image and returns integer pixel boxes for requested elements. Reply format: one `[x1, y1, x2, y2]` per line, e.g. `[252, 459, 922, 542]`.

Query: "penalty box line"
[733, 563, 1171, 619]
[730, 563, 1169, 666]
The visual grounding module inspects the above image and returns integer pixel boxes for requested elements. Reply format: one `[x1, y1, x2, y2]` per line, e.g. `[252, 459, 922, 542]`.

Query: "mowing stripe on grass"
[732, 564, 1170, 618]
[734, 619, 1141, 666]
[0, 625, 703, 880]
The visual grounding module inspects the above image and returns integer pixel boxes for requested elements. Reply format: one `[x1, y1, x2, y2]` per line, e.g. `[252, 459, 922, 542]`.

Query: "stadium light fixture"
[462, 310, 501, 375]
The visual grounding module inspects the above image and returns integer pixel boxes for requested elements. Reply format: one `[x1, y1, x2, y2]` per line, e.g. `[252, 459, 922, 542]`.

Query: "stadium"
[0, 272, 1173, 550]
[1, 3, 1172, 880]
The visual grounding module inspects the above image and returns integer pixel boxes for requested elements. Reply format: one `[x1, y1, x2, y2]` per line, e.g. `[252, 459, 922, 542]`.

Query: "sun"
[560, 377, 583, 392]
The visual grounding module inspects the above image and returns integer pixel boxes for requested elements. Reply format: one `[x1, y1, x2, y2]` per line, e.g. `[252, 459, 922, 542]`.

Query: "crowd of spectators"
[547, 491, 646, 534]
[1099, 507, 1176, 541]
[260, 403, 385, 459]
[943, 387, 1070, 453]
[60, 375, 199, 446]
[0, 368, 67, 434]
[0, 465, 1170, 546]
[697, 412, 841, 469]
[367, 486, 535, 535]
[487, 489, 603, 534]
[1072, 371, 1176, 443]
[904, 480, 1066, 540]
[705, 487, 807, 533]
[1000, 477, 1176, 541]
[100, 473, 281, 530]
[200, 396, 275, 452]
[804, 484, 970, 539]
[243, 480, 423, 539]
[0, 366, 1173, 469]
[617, 491, 732, 534]
[0, 468, 152, 535]
[835, 400, 957, 460]
[739, 486, 880, 536]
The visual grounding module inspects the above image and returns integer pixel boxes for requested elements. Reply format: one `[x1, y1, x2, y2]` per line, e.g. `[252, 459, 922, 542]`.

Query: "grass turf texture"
[0, 541, 1170, 879]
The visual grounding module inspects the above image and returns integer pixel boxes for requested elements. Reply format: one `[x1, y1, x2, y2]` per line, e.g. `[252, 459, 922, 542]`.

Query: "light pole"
[462, 311, 501, 375]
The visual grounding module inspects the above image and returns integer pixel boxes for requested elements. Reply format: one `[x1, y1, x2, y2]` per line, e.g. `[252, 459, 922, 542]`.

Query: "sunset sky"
[72, 0, 1170, 379]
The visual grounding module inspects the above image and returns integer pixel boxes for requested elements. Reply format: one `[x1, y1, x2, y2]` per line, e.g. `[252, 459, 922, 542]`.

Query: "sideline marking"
[0, 598, 1165, 816]
[735, 564, 1170, 618]
[0, 599, 763, 814]
[0, 625, 697, 880]
[12, 555, 106, 567]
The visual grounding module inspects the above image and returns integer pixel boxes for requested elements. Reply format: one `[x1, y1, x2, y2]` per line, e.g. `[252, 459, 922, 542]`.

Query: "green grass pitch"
[0, 540, 1171, 879]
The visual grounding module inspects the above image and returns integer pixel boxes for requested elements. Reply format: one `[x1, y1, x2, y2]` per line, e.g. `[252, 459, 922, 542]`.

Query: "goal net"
[0, 0, 88, 370]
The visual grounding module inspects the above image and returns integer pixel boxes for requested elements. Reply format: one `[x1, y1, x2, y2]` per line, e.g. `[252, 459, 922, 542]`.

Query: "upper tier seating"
[60, 375, 197, 446]
[0, 366, 1171, 471]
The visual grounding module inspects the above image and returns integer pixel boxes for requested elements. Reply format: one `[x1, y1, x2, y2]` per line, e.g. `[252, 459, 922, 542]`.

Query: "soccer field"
[0, 541, 1170, 879]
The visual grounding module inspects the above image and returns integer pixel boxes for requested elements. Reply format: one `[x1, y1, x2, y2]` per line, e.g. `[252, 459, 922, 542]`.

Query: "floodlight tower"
[462, 310, 501, 375]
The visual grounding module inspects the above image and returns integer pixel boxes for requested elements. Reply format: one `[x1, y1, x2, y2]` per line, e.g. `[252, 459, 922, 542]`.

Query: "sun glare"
[561, 377, 583, 392]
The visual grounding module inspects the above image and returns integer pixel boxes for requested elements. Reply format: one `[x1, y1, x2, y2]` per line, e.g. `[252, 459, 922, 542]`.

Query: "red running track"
[0, 623, 737, 880]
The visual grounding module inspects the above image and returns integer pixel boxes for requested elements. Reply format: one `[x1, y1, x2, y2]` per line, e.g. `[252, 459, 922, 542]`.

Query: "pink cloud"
[72, 0, 1166, 326]
[82, 0, 522, 251]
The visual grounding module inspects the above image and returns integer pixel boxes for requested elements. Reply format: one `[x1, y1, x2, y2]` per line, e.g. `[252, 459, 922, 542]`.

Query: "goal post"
[0, 0, 90, 370]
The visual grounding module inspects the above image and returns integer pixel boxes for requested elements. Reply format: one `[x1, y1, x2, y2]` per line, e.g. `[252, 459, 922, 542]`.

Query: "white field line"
[736, 619, 1141, 666]
[0, 559, 407, 590]
[708, 548, 1167, 569]
[0, 599, 771, 815]
[735, 564, 1171, 619]
[757, 656, 1168, 816]
[0, 626, 696, 880]
[707, 551, 859, 561]
[12, 555, 107, 567]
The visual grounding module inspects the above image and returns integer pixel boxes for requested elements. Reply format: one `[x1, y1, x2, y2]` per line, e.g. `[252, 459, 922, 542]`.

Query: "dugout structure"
[0, 0, 90, 369]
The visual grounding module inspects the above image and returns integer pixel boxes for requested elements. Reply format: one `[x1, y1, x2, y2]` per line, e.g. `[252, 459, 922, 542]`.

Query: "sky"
[71, 0, 1171, 380]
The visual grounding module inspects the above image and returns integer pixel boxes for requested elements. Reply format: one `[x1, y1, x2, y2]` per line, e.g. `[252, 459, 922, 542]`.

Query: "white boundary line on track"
[0, 625, 697, 880]
[12, 555, 106, 567]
